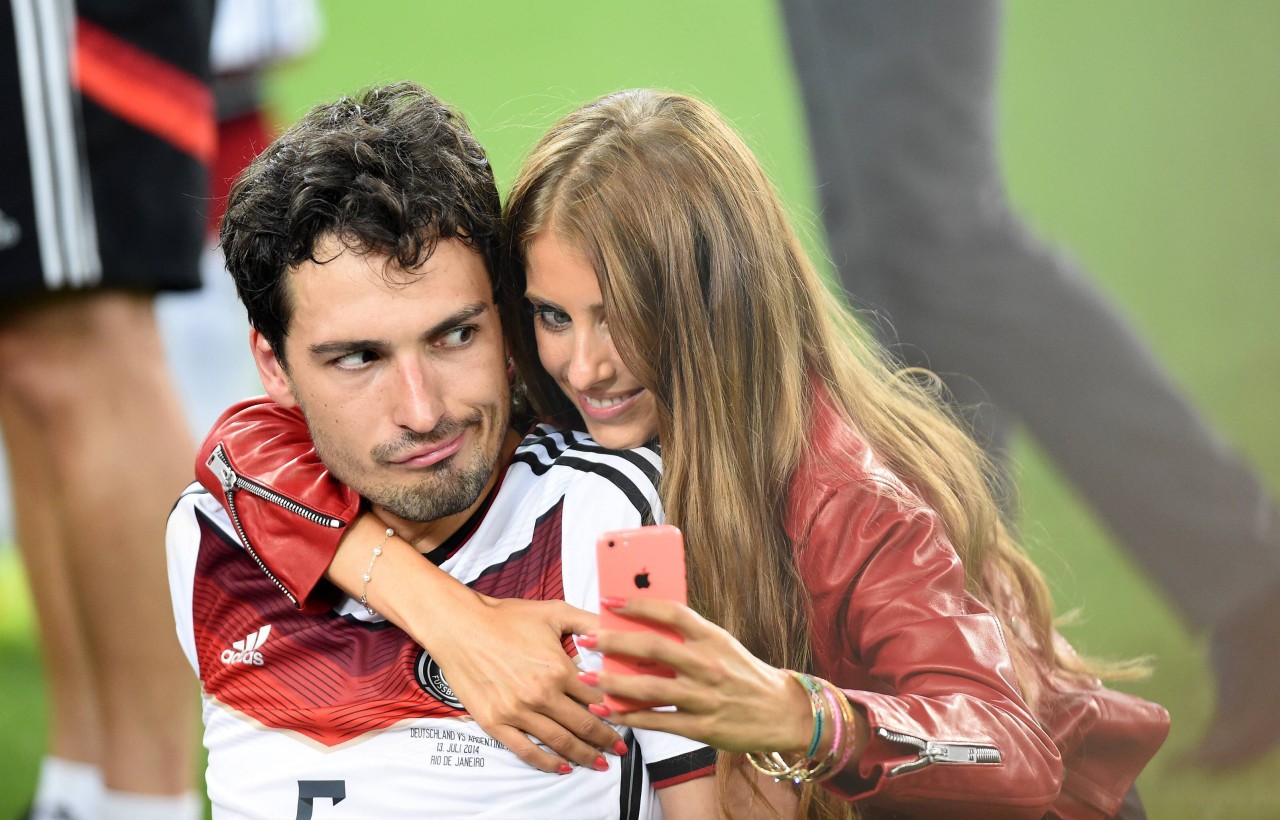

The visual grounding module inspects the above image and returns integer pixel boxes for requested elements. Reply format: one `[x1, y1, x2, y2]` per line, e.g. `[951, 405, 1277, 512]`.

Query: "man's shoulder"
[507, 425, 664, 525]
[168, 480, 241, 547]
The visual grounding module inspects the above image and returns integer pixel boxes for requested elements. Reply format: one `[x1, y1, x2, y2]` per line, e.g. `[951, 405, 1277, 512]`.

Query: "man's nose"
[566, 328, 616, 391]
[389, 358, 444, 433]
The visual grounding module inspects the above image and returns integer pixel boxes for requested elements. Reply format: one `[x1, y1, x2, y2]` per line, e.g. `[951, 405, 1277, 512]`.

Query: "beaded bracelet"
[820, 681, 845, 771]
[359, 528, 395, 617]
[794, 671, 826, 759]
[818, 677, 859, 778]
[792, 676, 846, 783]
[745, 672, 819, 782]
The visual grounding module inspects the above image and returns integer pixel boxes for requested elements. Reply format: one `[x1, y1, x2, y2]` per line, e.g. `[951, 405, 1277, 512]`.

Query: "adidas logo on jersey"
[221, 625, 271, 666]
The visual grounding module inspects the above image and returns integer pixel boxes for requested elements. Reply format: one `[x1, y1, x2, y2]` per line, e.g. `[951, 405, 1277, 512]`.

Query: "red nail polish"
[600, 595, 627, 609]
[612, 739, 629, 756]
[578, 670, 599, 686]
[556, 763, 573, 775]
[577, 633, 598, 648]
[593, 755, 609, 772]
[588, 703, 612, 717]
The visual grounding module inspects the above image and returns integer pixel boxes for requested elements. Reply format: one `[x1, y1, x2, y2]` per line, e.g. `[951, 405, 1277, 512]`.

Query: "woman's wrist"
[747, 671, 870, 784]
[325, 511, 483, 649]
[775, 668, 825, 755]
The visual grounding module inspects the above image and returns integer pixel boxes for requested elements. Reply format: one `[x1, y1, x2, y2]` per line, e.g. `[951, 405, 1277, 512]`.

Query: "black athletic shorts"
[0, 0, 214, 301]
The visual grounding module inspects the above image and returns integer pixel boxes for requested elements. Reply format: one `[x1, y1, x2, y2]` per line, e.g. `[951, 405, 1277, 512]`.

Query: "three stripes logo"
[221, 625, 272, 666]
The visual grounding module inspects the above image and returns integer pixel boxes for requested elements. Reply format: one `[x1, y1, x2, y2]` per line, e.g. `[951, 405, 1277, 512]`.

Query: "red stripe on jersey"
[192, 519, 461, 747]
[190, 498, 573, 747]
[74, 19, 215, 162]
[469, 498, 577, 656]
[653, 764, 716, 790]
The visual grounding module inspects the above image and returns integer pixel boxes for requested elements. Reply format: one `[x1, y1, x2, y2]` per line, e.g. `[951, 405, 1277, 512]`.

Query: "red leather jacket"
[790, 392, 1168, 819]
[194, 396, 1167, 818]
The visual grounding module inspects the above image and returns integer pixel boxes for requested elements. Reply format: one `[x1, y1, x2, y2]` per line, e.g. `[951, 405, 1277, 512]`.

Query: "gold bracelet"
[745, 671, 840, 785]
[359, 528, 395, 616]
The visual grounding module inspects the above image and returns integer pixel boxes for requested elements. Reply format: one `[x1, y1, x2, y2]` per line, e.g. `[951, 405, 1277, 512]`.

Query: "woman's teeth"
[583, 392, 636, 409]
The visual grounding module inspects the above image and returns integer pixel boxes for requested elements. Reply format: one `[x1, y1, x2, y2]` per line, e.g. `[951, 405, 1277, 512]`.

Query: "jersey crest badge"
[415, 649, 464, 709]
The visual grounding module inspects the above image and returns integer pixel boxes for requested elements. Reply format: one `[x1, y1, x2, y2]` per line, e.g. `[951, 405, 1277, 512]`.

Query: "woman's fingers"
[518, 711, 616, 772]
[610, 706, 703, 738]
[539, 691, 630, 761]
[602, 596, 708, 637]
[591, 626, 705, 677]
[592, 669, 704, 712]
[545, 599, 601, 638]
[486, 709, 614, 775]
[428, 596, 624, 768]
[486, 723, 573, 775]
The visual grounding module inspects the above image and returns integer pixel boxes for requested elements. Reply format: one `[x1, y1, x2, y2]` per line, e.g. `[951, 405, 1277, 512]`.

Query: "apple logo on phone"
[634, 570, 651, 590]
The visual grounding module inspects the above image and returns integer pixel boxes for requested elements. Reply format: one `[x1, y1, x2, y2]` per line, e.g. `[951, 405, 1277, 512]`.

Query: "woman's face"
[524, 232, 659, 449]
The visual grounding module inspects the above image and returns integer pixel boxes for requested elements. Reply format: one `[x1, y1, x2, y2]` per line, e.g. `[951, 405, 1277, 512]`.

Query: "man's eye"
[439, 326, 476, 347]
[533, 307, 572, 332]
[333, 350, 377, 369]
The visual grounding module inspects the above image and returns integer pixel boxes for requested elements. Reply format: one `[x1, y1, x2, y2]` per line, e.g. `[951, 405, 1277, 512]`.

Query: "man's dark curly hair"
[220, 82, 502, 361]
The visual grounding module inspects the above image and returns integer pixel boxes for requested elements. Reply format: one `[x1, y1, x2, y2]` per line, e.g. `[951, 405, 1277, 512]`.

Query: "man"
[166, 83, 716, 818]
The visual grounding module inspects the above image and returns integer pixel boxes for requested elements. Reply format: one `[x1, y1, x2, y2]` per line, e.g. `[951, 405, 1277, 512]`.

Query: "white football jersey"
[168, 426, 712, 820]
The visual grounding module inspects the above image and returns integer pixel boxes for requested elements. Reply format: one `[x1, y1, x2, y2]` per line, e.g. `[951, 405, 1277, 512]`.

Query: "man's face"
[252, 236, 510, 529]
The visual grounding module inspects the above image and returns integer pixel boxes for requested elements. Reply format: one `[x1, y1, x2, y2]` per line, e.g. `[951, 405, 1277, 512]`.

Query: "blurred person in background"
[0, 1, 212, 818]
[158, 0, 321, 439]
[779, 0, 1280, 770]
[0, 0, 319, 818]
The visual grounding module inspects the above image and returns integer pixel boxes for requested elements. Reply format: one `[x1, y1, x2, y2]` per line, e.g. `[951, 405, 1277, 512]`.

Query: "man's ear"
[249, 327, 299, 409]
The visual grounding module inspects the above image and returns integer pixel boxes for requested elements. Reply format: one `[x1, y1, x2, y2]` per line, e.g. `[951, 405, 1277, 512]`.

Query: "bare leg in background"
[0, 291, 198, 797]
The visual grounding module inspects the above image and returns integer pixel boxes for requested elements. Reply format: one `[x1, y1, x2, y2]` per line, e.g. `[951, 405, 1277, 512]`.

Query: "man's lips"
[389, 432, 465, 468]
[576, 388, 644, 421]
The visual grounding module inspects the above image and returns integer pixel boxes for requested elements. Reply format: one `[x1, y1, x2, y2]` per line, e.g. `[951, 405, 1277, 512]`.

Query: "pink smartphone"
[596, 525, 688, 712]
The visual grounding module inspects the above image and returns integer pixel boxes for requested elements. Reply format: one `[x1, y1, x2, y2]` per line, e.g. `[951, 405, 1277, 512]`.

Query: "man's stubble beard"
[372, 454, 493, 523]
[303, 404, 509, 524]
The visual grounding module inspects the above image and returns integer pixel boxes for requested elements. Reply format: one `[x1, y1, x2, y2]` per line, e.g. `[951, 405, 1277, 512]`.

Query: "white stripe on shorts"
[11, 0, 101, 289]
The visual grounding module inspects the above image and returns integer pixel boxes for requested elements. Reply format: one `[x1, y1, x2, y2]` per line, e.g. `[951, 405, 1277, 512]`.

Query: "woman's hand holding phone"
[581, 595, 821, 756]
[585, 525, 832, 756]
[593, 525, 688, 711]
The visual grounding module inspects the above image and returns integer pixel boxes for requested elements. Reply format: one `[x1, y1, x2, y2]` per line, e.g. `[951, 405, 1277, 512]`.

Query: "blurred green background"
[2, 1, 1278, 817]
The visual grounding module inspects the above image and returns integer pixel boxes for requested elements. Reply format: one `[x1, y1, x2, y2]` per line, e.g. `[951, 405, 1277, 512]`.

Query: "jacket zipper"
[206, 444, 343, 608]
[877, 727, 1002, 776]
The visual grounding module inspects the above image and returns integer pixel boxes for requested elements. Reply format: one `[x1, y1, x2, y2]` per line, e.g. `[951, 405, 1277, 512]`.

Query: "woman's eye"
[534, 307, 572, 331]
[334, 350, 377, 369]
[439, 326, 476, 347]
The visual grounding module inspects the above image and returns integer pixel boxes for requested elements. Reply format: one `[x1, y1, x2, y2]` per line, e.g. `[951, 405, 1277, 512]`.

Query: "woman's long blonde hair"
[504, 89, 1105, 819]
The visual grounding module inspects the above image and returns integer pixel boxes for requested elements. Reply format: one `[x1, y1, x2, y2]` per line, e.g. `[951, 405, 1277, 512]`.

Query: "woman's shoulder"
[788, 397, 943, 550]
[795, 398, 923, 505]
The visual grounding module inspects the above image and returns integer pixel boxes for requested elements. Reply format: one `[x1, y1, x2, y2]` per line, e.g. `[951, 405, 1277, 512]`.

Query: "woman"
[197, 90, 1167, 818]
